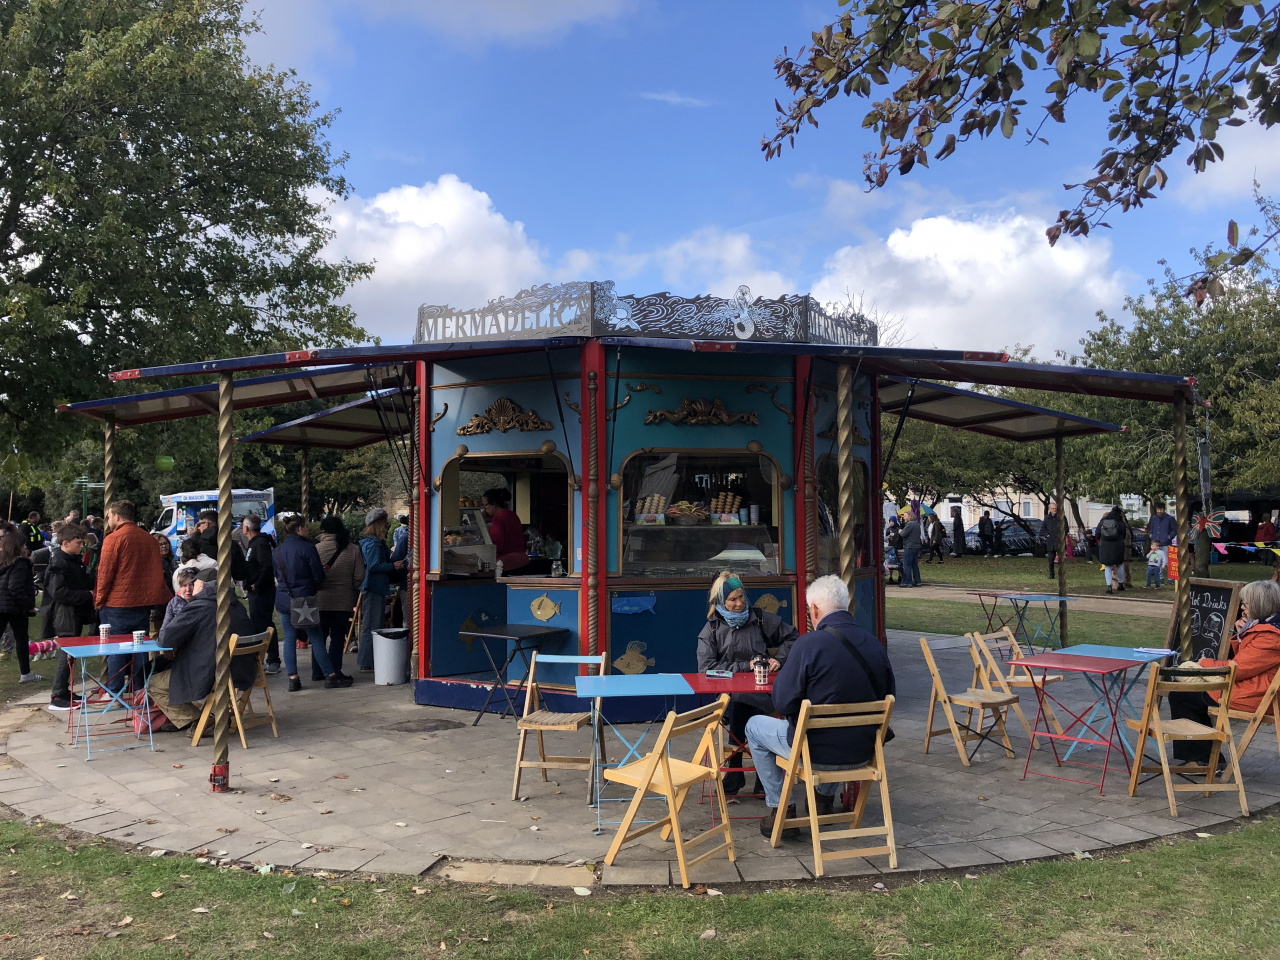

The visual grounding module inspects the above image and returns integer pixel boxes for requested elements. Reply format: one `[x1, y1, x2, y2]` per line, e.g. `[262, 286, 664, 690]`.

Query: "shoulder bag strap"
[821, 626, 886, 702]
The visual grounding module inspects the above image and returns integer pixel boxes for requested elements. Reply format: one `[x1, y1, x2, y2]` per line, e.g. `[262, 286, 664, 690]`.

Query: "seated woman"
[1170, 579, 1280, 764]
[696, 571, 798, 794]
[481, 487, 529, 574]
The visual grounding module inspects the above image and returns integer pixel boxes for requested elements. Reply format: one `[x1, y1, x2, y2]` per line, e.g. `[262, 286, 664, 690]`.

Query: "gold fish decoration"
[612, 641, 655, 675]
[753, 593, 788, 616]
[530, 593, 562, 622]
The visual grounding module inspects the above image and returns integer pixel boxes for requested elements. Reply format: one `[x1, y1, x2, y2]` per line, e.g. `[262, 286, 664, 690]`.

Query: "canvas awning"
[878, 378, 1124, 442]
[236, 389, 412, 450]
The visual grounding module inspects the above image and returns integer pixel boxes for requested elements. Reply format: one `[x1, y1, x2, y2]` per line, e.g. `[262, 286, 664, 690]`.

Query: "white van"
[152, 488, 276, 552]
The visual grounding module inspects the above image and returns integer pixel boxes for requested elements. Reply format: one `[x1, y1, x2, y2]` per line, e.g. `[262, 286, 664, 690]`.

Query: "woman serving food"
[696, 571, 798, 794]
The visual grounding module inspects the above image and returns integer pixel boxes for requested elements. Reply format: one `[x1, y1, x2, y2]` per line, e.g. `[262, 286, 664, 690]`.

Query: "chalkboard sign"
[1168, 578, 1242, 660]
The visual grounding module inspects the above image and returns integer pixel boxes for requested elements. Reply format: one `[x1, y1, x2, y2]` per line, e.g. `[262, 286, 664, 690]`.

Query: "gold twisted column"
[103, 417, 117, 510]
[210, 372, 235, 790]
[1055, 433, 1068, 646]
[1173, 393, 1192, 657]
[836, 363, 856, 607]
[586, 371, 599, 656]
[300, 446, 310, 521]
[803, 380, 817, 609]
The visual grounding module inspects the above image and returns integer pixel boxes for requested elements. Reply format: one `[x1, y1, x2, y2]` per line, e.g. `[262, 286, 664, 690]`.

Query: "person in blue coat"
[358, 508, 404, 672]
[274, 516, 352, 691]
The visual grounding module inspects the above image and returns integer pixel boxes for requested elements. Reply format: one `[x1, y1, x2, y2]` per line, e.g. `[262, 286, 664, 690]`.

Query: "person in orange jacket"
[94, 500, 170, 692]
[1169, 579, 1280, 764]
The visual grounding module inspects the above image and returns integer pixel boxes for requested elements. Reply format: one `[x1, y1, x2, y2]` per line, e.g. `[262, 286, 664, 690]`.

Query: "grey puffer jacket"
[696, 608, 798, 674]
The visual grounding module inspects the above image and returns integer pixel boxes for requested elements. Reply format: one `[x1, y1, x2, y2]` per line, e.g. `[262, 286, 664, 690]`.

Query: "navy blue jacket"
[1148, 511, 1177, 548]
[771, 610, 895, 766]
[359, 535, 395, 595]
[274, 534, 326, 615]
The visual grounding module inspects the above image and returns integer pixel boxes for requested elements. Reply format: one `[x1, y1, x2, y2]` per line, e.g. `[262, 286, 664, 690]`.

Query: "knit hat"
[365, 507, 388, 526]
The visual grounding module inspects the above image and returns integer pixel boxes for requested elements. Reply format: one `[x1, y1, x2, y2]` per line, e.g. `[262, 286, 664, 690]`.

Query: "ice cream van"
[151, 488, 275, 552]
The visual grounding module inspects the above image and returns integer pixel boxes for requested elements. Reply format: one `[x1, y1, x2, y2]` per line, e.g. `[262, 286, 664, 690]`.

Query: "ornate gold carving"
[606, 392, 631, 419]
[625, 381, 662, 394]
[539, 439, 557, 454]
[746, 383, 793, 424]
[746, 440, 764, 454]
[563, 393, 582, 423]
[817, 421, 870, 445]
[644, 398, 760, 427]
[609, 473, 623, 490]
[455, 444, 469, 457]
[428, 402, 448, 432]
[456, 398, 552, 436]
[781, 474, 794, 491]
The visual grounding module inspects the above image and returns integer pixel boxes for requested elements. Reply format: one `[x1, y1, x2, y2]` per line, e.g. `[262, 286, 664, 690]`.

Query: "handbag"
[821, 627, 896, 744]
[280, 550, 320, 629]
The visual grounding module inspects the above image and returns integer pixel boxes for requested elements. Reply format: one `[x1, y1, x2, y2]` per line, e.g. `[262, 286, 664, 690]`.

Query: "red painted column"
[416, 360, 432, 678]
[793, 354, 812, 628]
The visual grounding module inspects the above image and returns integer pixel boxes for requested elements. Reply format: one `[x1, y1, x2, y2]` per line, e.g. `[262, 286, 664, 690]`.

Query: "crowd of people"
[0, 500, 411, 727]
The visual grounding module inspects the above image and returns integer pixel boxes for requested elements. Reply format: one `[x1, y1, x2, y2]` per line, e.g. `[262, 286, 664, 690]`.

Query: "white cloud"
[650, 228, 792, 299]
[639, 91, 714, 108]
[811, 213, 1129, 356]
[324, 175, 547, 343]
[1175, 121, 1280, 207]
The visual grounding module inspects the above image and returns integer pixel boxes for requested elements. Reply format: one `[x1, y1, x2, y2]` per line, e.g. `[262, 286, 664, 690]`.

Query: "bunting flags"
[1191, 509, 1228, 538]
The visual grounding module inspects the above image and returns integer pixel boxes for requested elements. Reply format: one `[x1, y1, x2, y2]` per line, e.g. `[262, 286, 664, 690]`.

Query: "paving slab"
[812, 855, 881, 877]
[361, 852, 442, 877]
[247, 840, 321, 868]
[919, 842, 1007, 869]
[298, 847, 380, 872]
[975, 837, 1063, 862]
[1076, 820, 1157, 846]
[678, 858, 742, 885]
[601, 862, 671, 887]
[735, 855, 813, 882]
[1032, 829, 1113, 855]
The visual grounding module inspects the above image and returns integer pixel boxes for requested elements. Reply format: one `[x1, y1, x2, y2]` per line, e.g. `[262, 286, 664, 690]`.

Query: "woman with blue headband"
[696, 570, 799, 794]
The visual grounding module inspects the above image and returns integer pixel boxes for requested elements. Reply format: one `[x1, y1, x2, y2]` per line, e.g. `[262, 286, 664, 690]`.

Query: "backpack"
[1099, 517, 1121, 540]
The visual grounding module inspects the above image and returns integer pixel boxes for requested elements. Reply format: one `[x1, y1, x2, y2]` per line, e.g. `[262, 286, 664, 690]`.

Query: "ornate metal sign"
[456, 398, 553, 435]
[415, 281, 877, 346]
[643, 398, 760, 427]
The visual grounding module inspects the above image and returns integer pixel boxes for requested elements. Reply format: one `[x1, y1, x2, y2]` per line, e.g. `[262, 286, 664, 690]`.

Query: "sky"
[244, 0, 1279, 357]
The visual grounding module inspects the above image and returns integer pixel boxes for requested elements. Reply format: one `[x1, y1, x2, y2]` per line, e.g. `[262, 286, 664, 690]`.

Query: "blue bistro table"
[1055, 644, 1177, 759]
[999, 594, 1079, 653]
[574, 672, 694, 834]
[59, 637, 171, 761]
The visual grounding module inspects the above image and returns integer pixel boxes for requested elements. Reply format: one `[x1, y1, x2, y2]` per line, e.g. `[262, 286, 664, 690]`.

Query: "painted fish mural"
[611, 595, 658, 615]
[752, 593, 788, 616]
[612, 641, 656, 675]
[530, 593, 562, 621]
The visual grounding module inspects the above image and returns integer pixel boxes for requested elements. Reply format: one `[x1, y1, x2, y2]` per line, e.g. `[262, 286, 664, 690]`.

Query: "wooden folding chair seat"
[191, 628, 278, 748]
[1126, 663, 1248, 817]
[602, 694, 735, 889]
[769, 697, 897, 874]
[968, 629, 1064, 744]
[512, 653, 605, 802]
[1209, 667, 1280, 784]
[920, 637, 1018, 766]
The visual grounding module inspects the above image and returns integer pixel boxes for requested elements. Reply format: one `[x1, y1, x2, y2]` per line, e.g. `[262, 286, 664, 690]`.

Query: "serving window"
[619, 450, 782, 578]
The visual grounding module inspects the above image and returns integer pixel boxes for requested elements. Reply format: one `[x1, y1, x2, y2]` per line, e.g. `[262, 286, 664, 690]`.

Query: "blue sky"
[247, 0, 1277, 355]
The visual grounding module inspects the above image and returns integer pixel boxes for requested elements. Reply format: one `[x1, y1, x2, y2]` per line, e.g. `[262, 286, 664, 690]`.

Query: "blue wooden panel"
[853, 578, 877, 634]
[608, 588, 706, 676]
[429, 581, 507, 678]
[505, 585, 580, 684]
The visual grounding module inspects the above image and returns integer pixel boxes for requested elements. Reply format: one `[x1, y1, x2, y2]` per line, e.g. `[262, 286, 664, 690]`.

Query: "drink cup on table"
[99, 624, 112, 641]
[132, 630, 146, 646]
[752, 656, 769, 686]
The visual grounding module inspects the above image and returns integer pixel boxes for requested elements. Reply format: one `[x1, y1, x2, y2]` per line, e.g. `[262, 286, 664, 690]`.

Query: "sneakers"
[288, 677, 303, 692]
[1106, 586, 1113, 594]
[760, 804, 802, 840]
[813, 792, 836, 817]
[324, 672, 355, 689]
[19, 672, 44, 684]
[721, 768, 746, 796]
[49, 692, 83, 712]
[264, 661, 282, 675]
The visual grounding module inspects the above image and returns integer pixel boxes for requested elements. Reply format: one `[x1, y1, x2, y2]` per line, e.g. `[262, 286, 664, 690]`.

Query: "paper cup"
[99, 624, 112, 640]
[132, 630, 146, 645]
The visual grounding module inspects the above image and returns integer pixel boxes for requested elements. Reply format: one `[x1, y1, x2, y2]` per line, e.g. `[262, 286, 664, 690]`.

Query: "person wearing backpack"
[1096, 505, 1129, 594]
[0, 523, 40, 684]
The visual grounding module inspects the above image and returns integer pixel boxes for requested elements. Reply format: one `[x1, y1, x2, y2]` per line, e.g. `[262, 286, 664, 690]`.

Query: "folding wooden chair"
[191, 628, 278, 749]
[920, 636, 1018, 766]
[968, 629, 1064, 744]
[512, 652, 605, 802]
[1209, 667, 1280, 784]
[602, 694, 735, 889]
[1126, 663, 1247, 816]
[769, 697, 897, 874]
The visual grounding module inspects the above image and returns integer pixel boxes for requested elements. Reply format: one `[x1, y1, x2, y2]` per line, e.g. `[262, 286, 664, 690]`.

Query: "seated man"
[150, 576, 257, 730]
[745, 574, 896, 838]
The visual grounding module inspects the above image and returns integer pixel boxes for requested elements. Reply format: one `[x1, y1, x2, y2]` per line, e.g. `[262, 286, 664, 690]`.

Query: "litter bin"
[371, 628, 410, 685]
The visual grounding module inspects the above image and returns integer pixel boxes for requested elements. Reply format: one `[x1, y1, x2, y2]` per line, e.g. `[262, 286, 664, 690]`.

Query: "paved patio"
[1, 630, 1275, 887]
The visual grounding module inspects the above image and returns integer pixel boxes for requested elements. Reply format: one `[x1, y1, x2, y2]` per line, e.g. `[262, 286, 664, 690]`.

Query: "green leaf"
[1001, 109, 1016, 138]
[1227, 219, 1239, 248]
[1021, 50, 1038, 70]
[1077, 31, 1101, 59]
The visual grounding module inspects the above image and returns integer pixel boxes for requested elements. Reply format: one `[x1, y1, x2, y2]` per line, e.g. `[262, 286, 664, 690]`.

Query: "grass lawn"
[885, 597, 1171, 649]
[2, 812, 1279, 959]
[916, 556, 1275, 597]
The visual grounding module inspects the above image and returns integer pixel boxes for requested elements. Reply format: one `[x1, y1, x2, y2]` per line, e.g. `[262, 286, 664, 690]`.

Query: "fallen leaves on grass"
[192, 907, 210, 914]
[412, 886, 430, 895]
[58, 891, 79, 900]
[332, 773, 348, 780]
[150, 891, 164, 899]
[262, 931, 275, 939]
[700, 930, 717, 940]
[115, 916, 132, 927]
[162, 934, 177, 941]
[217, 827, 238, 834]
[573, 887, 591, 896]
[149, 850, 167, 858]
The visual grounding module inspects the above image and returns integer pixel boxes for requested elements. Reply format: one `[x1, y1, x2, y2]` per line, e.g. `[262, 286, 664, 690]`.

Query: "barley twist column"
[586, 371, 599, 656]
[103, 417, 117, 509]
[836, 363, 856, 608]
[210, 372, 235, 790]
[1173, 393, 1192, 657]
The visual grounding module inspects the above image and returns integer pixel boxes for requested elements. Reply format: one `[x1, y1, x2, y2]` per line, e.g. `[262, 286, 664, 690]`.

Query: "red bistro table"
[1017, 652, 1144, 795]
[968, 591, 1019, 634]
[682, 673, 776, 816]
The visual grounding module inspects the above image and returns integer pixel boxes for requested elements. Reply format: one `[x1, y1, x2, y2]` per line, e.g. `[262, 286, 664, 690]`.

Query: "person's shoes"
[1118, 582, 1126, 592]
[1106, 586, 1113, 594]
[813, 792, 836, 817]
[311, 671, 324, 682]
[157, 720, 180, 732]
[48, 698, 72, 712]
[358, 667, 374, 674]
[325, 672, 355, 689]
[264, 661, 282, 675]
[760, 804, 802, 840]
[721, 768, 746, 796]
[288, 677, 303, 692]
[19, 672, 43, 684]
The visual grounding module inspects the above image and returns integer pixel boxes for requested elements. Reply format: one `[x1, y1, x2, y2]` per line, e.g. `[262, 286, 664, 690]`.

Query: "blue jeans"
[902, 546, 921, 586]
[745, 715, 843, 810]
[280, 615, 335, 679]
[1146, 566, 1163, 587]
[101, 606, 151, 693]
[359, 592, 385, 671]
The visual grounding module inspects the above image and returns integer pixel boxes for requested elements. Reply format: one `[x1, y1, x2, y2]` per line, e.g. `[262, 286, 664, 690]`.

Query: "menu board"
[1169, 578, 1242, 660]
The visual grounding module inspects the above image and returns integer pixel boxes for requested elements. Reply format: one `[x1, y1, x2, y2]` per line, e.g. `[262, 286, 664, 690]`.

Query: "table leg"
[502, 642, 540, 722]
[1096, 670, 1134, 794]
[1021, 672, 1051, 780]
[473, 637, 510, 726]
[1063, 673, 1110, 761]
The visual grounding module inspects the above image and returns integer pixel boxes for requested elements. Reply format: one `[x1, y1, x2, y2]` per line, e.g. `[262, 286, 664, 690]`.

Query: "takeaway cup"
[132, 630, 146, 646]
[99, 624, 112, 640]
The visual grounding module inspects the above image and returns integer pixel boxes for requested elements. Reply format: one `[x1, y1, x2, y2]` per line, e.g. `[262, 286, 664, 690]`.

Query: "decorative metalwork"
[416, 281, 592, 343]
[563, 393, 582, 423]
[746, 384, 793, 424]
[625, 381, 662, 394]
[606, 392, 630, 419]
[818, 420, 870, 445]
[643, 398, 760, 427]
[428, 402, 448, 432]
[456, 398, 552, 436]
[595, 282, 804, 341]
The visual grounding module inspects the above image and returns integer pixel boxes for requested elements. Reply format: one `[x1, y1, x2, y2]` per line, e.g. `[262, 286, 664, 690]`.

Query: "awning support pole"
[300, 445, 310, 521]
[103, 416, 117, 509]
[1173, 393, 1192, 657]
[1055, 432, 1068, 646]
[210, 371, 234, 792]
[836, 363, 857, 609]
[880, 380, 916, 487]
[586, 370, 600, 656]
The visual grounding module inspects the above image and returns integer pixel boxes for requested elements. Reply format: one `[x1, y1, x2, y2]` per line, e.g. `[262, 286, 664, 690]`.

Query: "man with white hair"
[745, 574, 895, 839]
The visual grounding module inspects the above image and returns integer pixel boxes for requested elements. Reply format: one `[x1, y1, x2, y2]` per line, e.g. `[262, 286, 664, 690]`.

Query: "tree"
[0, 0, 372, 452]
[765, 0, 1280, 255]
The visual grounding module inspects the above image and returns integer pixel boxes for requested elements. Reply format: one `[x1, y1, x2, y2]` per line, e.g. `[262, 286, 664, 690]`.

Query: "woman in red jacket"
[480, 488, 529, 574]
[1170, 579, 1280, 763]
